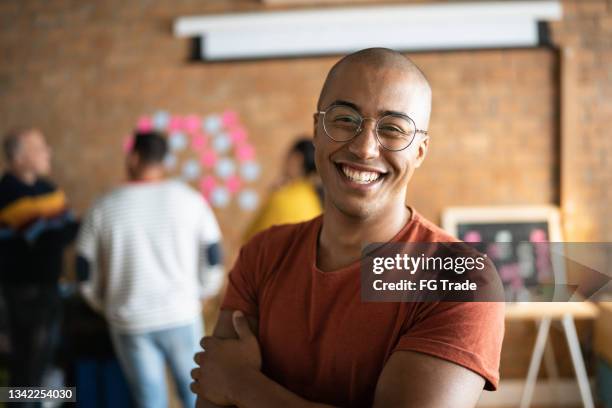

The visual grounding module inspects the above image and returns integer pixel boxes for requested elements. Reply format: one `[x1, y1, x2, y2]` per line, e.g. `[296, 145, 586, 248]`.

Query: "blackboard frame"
[442, 205, 562, 241]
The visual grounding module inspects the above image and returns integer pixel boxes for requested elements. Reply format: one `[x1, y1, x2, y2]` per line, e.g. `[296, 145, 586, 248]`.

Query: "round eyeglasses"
[317, 105, 428, 151]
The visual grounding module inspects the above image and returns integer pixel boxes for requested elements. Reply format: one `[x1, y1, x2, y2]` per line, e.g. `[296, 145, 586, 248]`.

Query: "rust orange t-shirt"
[221, 210, 505, 407]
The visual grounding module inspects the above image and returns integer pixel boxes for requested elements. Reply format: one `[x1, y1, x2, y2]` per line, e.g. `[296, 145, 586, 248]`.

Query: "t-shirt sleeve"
[76, 206, 105, 313]
[198, 197, 222, 245]
[220, 236, 263, 318]
[195, 196, 224, 299]
[76, 207, 98, 262]
[393, 301, 505, 390]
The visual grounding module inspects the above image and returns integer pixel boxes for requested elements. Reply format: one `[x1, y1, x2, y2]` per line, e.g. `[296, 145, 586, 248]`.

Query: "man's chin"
[331, 198, 378, 220]
[36, 168, 51, 178]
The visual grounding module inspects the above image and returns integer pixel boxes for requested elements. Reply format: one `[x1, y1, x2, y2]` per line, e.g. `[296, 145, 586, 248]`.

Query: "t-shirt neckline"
[310, 206, 419, 277]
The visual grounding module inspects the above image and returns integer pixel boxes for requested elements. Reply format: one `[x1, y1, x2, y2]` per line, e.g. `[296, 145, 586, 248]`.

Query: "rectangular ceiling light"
[174, 1, 562, 61]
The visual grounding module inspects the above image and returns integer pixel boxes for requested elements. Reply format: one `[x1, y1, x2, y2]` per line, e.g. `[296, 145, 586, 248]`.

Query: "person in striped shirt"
[76, 131, 224, 408]
[0, 127, 78, 395]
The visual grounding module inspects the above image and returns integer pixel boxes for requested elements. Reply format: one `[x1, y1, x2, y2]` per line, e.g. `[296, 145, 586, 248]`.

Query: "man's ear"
[127, 151, 140, 171]
[414, 136, 429, 168]
[11, 154, 23, 169]
[313, 113, 319, 140]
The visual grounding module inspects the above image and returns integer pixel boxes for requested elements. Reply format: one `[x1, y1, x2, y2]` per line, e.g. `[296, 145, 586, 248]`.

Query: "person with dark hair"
[127, 130, 168, 176]
[0, 128, 78, 399]
[76, 130, 224, 408]
[242, 137, 322, 242]
[191, 49, 504, 408]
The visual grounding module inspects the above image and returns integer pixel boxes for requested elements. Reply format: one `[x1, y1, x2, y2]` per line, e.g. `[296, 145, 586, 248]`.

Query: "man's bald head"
[317, 48, 432, 128]
[3, 127, 37, 163]
[2, 128, 51, 178]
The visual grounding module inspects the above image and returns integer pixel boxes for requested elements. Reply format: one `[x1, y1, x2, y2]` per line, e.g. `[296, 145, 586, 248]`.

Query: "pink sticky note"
[221, 110, 238, 127]
[199, 175, 217, 194]
[529, 229, 547, 243]
[184, 115, 200, 132]
[200, 150, 218, 168]
[511, 276, 523, 290]
[463, 231, 482, 243]
[226, 175, 242, 194]
[229, 128, 247, 143]
[123, 135, 134, 152]
[486, 243, 500, 260]
[235, 143, 255, 162]
[499, 264, 520, 284]
[191, 133, 207, 150]
[168, 116, 185, 132]
[136, 117, 153, 132]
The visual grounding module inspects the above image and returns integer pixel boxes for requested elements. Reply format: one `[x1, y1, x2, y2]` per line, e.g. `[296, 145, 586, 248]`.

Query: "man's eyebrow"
[381, 109, 410, 117]
[327, 100, 410, 118]
[328, 99, 360, 111]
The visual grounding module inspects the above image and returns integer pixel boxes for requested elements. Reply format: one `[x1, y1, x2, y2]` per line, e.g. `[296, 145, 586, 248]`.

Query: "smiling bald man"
[191, 48, 504, 408]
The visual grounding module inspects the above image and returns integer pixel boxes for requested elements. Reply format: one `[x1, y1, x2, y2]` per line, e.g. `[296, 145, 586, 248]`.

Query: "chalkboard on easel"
[442, 206, 563, 299]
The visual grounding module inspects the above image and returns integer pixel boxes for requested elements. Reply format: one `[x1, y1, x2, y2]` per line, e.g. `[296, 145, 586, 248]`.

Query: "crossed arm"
[190, 310, 485, 408]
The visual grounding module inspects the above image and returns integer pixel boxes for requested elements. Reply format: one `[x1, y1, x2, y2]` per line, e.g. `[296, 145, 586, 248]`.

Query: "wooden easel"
[505, 302, 599, 408]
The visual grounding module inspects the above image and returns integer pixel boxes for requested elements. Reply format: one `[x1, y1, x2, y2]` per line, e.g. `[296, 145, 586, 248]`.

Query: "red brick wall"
[409, 49, 558, 217]
[0, 0, 609, 381]
[0, 2, 562, 258]
[550, 0, 612, 241]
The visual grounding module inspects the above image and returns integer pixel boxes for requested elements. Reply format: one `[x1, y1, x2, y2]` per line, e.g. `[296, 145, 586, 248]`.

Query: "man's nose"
[349, 119, 379, 160]
[347, 120, 380, 159]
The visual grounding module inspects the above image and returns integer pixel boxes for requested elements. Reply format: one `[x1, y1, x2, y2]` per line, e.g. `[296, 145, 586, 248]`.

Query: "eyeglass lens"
[323, 105, 416, 151]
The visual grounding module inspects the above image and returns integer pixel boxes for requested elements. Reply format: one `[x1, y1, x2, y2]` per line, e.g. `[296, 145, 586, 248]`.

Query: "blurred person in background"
[243, 137, 322, 242]
[76, 131, 224, 408]
[0, 128, 78, 400]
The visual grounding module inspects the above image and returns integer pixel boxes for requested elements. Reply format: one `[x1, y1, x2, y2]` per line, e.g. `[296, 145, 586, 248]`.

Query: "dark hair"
[2, 127, 33, 162]
[291, 138, 316, 176]
[131, 131, 168, 164]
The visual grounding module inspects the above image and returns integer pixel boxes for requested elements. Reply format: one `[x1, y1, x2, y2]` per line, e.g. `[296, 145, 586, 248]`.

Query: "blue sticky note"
[240, 161, 261, 182]
[153, 110, 170, 130]
[169, 132, 187, 151]
[211, 186, 230, 208]
[203, 116, 222, 133]
[164, 154, 177, 170]
[238, 189, 259, 211]
[215, 158, 236, 179]
[212, 134, 232, 153]
[182, 159, 201, 180]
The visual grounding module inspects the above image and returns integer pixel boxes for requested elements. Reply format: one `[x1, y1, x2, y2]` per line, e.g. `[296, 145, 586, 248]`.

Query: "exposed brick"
[0, 0, 610, 385]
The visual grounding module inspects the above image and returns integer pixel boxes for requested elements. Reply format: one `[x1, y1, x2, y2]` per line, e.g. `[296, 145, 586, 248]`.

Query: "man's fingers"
[200, 336, 215, 349]
[232, 310, 253, 340]
[194, 351, 205, 365]
[190, 367, 200, 380]
[189, 381, 198, 394]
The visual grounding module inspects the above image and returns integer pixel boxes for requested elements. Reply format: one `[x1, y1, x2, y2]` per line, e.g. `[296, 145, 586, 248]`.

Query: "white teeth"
[341, 165, 381, 184]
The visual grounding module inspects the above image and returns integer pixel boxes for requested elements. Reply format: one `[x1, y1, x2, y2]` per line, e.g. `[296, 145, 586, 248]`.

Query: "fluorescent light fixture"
[173, 1, 562, 61]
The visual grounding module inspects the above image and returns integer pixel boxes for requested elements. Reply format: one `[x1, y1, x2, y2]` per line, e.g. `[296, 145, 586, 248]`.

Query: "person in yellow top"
[243, 138, 322, 242]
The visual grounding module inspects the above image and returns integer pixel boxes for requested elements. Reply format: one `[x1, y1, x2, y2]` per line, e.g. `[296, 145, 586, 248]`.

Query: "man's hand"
[191, 311, 262, 406]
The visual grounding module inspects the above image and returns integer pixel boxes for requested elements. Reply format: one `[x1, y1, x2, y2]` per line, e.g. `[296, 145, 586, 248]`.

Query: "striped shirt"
[77, 179, 223, 333]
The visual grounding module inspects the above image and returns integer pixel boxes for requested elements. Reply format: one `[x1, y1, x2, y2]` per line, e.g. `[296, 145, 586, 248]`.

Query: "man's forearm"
[196, 370, 336, 408]
[232, 369, 335, 408]
[193, 309, 332, 408]
[196, 397, 228, 408]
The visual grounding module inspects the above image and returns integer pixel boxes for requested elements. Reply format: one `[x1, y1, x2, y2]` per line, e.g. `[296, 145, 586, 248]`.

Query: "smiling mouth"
[336, 163, 386, 185]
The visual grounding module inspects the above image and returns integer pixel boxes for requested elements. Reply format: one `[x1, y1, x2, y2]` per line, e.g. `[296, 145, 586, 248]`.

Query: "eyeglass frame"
[316, 104, 428, 152]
